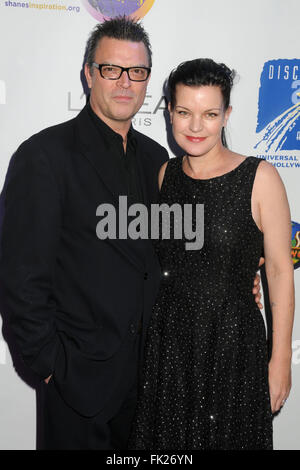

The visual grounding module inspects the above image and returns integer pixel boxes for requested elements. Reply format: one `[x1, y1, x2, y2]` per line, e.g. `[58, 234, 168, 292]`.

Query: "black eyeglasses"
[92, 63, 151, 82]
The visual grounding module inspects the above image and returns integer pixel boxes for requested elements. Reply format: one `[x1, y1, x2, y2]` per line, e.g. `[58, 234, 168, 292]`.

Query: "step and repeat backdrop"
[0, 0, 299, 450]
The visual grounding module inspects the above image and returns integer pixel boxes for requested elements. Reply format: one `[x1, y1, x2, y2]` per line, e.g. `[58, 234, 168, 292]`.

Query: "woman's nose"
[189, 116, 203, 133]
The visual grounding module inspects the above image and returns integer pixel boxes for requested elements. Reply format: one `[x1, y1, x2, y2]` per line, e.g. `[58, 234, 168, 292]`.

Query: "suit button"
[144, 272, 148, 280]
[130, 324, 136, 334]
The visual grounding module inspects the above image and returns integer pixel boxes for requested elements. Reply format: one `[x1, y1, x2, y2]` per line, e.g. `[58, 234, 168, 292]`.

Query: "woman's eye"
[206, 113, 218, 118]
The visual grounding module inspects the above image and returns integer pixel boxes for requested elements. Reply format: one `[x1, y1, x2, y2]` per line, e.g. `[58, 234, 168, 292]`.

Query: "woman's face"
[169, 84, 232, 157]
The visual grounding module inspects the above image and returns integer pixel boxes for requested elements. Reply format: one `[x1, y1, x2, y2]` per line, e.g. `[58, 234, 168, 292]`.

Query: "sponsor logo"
[292, 220, 300, 269]
[255, 59, 300, 169]
[0, 80, 6, 104]
[3, 1, 80, 12]
[82, 0, 155, 22]
[67, 90, 167, 128]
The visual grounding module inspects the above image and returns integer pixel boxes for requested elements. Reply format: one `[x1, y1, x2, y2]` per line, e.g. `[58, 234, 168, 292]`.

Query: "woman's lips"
[186, 136, 207, 142]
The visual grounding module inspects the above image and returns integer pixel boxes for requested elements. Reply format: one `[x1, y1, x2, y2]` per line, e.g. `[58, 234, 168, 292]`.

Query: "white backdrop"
[0, 0, 299, 450]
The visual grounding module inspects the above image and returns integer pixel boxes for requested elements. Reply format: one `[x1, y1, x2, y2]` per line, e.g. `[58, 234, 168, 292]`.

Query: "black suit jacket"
[0, 105, 169, 416]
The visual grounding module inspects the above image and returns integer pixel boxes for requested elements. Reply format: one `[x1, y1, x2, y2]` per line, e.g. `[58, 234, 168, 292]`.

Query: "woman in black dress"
[130, 59, 294, 450]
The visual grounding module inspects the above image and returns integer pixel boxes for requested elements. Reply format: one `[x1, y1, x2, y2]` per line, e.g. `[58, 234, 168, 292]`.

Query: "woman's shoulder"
[223, 150, 247, 170]
[233, 154, 278, 177]
[158, 156, 182, 190]
[254, 158, 282, 181]
[252, 158, 286, 199]
[158, 161, 168, 190]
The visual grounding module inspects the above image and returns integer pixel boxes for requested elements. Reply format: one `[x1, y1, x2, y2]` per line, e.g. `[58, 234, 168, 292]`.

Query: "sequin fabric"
[129, 156, 273, 450]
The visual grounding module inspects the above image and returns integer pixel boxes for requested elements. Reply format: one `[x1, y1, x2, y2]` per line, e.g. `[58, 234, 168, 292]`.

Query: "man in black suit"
[0, 18, 169, 449]
[0, 17, 262, 449]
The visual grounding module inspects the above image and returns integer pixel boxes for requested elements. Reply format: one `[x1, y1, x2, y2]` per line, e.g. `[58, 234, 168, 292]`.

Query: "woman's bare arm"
[254, 161, 295, 413]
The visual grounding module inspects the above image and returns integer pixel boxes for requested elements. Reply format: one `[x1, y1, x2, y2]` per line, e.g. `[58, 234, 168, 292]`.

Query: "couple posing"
[0, 17, 294, 450]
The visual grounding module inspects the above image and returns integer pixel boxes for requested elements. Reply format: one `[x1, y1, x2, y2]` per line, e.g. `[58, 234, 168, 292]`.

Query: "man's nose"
[117, 70, 131, 88]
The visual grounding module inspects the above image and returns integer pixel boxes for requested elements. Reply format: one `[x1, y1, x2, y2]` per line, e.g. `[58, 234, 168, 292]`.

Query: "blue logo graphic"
[255, 59, 300, 154]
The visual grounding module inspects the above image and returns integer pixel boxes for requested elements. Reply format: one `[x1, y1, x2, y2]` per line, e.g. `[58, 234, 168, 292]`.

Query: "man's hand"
[253, 257, 265, 309]
[44, 375, 52, 384]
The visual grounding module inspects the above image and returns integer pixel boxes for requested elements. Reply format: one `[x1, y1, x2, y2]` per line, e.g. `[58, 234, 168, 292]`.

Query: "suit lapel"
[75, 106, 127, 203]
[134, 136, 154, 208]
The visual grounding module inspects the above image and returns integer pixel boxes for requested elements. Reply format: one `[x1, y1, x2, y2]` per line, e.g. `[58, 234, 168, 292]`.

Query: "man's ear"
[84, 63, 92, 89]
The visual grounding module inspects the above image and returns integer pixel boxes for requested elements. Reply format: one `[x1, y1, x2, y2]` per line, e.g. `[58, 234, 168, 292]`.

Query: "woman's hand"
[268, 355, 291, 413]
[253, 273, 262, 309]
[252, 257, 265, 309]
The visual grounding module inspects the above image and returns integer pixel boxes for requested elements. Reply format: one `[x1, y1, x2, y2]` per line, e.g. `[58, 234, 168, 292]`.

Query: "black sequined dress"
[130, 156, 273, 450]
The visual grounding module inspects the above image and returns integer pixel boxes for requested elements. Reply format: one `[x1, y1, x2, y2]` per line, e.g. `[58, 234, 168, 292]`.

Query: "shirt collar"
[87, 101, 136, 145]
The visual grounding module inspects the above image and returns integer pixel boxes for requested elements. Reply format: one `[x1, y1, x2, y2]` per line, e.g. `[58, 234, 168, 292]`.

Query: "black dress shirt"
[87, 102, 143, 205]
[87, 102, 150, 268]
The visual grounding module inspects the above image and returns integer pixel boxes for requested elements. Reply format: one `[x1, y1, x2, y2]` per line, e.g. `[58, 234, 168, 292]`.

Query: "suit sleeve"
[160, 147, 169, 166]
[0, 139, 62, 379]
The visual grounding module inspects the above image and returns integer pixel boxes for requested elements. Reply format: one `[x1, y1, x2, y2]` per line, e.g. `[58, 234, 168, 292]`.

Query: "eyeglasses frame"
[92, 62, 151, 82]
